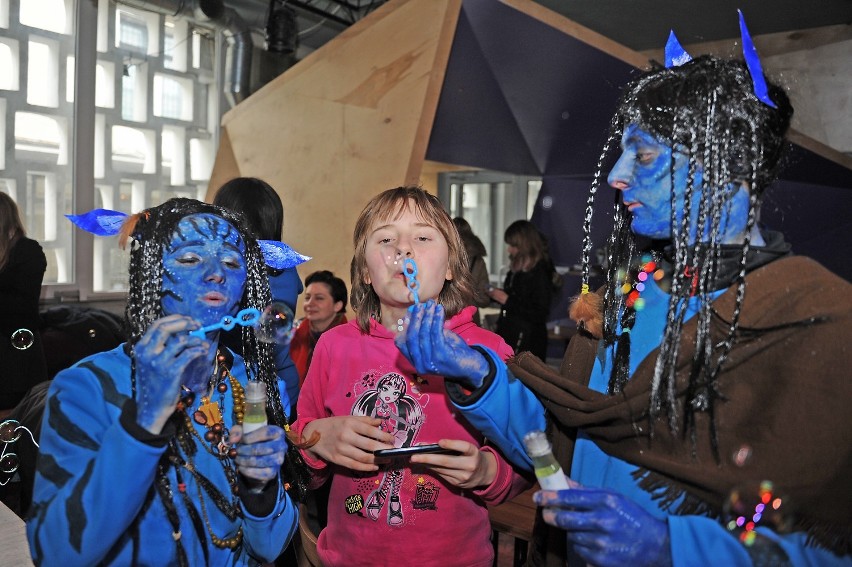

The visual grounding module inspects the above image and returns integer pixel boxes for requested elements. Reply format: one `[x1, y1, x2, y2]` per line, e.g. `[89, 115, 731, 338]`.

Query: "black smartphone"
[373, 444, 461, 458]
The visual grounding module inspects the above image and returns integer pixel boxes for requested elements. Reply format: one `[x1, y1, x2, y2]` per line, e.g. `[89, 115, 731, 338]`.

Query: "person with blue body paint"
[396, 22, 852, 567]
[27, 198, 306, 566]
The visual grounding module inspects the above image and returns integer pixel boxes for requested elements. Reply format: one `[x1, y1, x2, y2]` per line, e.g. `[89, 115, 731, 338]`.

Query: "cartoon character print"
[351, 372, 423, 526]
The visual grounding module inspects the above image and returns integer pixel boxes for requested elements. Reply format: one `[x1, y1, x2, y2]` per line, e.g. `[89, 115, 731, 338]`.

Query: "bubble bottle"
[523, 430, 570, 490]
[242, 381, 268, 434]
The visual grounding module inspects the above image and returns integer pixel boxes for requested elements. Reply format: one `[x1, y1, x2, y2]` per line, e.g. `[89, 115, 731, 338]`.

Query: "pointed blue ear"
[258, 240, 311, 269]
[665, 30, 692, 68]
[739, 10, 776, 108]
[66, 209, 129, 236]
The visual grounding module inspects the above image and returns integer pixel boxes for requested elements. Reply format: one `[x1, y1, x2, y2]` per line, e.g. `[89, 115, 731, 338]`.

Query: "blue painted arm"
[445, 346, 545, 470]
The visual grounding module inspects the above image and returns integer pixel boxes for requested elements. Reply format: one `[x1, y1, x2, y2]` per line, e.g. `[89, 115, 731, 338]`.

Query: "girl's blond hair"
[350, 186, 476, 332]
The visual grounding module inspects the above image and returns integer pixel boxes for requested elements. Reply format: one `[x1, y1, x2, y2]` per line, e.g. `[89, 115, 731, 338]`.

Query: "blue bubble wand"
[403, 257, 420, 304]
[189, 307, 261, 337]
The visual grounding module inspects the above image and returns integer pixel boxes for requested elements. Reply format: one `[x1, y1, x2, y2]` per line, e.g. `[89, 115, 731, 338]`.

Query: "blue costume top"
[269, 267, 303, 414]
[27, 344, 298, 566]
[451, 276, 850, 566]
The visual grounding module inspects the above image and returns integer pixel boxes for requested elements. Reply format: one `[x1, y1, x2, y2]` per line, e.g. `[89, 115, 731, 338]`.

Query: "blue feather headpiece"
[66, 208, 310, 270]
[664, 11, 776, 108]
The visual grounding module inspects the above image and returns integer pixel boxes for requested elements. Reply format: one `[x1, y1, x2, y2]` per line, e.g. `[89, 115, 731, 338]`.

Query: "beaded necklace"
[145, 349, 249, 561]
[615, 253, 667, 312]
[607, 253, 668, 395]
[179, 351, 246, 548]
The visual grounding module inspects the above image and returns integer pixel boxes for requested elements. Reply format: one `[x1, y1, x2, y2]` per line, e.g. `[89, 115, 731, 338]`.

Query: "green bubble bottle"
[242, 381, 269, 493]
[523, 430, 570, 490]
[242, 381, 268, 434]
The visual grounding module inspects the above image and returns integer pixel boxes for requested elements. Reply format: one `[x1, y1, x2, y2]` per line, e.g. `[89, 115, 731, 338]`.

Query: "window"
[153, 73, 193, 121]
[111, 125, 154, 174]
[439, 171, 542, 282]
[0, 0, 222, 298]
[27, 38, 60, 108]
[163, 18, 188, 72]
[15, 112, 67, 165]
[116, 10, 149, 53]
[121, 63, 148, 122]
[20, 0, 71, 35]
[95, 61, 115, 108]
[0, 38, 19, 90]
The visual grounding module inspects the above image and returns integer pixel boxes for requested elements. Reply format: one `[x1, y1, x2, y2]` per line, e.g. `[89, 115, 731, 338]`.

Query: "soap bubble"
[0, 452, 19, 474]
[255, 302, 295, 345]
[11, 328, 34, 350]
[0, 421, 22, 443]
[732, 444, 753, 467]
[380, 243, 404, 270]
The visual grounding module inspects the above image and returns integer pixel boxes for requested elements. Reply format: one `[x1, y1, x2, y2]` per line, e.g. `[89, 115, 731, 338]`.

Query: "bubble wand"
[189, 307, 261, 337]
[402, 257, 420, 304]
[188, 304, 295, 345]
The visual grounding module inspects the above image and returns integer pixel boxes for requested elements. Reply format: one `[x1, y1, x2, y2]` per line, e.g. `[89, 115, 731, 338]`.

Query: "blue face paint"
[608, 124, 751, 244]
[161, 213, 247, 327]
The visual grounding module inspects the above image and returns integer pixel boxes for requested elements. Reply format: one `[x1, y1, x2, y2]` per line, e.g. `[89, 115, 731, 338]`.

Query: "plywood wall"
[205, 0, 463, 303]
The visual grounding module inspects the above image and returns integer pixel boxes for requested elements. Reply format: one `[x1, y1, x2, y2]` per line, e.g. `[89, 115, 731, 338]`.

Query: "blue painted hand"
[229, 424, 288, 484]
[535, 486, 672, 567]
[395, 300, 490, 389]
[134, 314, 210, 434]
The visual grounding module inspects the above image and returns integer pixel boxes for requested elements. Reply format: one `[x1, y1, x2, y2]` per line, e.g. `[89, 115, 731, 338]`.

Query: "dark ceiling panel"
[428, 0, 638, 176]
[426, 7, 541, 174]
[532, 0, 852, 51]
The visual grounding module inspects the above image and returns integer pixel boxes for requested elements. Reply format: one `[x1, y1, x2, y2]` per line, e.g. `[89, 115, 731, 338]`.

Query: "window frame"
[0, 0, 225, 303]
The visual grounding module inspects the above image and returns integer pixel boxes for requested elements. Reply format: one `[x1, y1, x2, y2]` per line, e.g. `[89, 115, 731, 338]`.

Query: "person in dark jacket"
[453, 217, 490, 326]
[0, 192, 47, 410]
[213, 177, 307, 415]
[489, 220, 553, 358]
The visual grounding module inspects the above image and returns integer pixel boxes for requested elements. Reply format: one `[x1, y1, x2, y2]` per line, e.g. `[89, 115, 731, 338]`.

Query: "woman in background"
[0, 193, 47, 411]
[453, 217, 490, 326]
[488, 220, 553, 359]
[213, 177, 304, 413]
[290, 270, 348, 389]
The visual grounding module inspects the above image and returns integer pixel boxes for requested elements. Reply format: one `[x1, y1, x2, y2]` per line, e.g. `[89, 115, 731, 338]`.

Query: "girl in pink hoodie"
[294, 186, 530, 567]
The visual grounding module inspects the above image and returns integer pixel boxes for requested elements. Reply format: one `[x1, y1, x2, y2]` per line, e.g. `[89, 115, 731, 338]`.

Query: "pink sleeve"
[472, 445, 533, 505]
[468, 328, 514, 361]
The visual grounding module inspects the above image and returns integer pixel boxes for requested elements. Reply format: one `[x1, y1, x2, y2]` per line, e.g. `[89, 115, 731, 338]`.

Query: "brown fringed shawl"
[509, 256, 852, 560]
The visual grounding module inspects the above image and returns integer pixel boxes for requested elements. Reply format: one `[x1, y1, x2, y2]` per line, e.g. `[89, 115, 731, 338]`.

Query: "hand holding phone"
[373, 444, 462, 458]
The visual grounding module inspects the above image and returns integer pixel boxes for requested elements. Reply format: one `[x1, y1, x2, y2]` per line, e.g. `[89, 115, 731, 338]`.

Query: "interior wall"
[205, 0, 463, 318]
[642, 25, 852, 164]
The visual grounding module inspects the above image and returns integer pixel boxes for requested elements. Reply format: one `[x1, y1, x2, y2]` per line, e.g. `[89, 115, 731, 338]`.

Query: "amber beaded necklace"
[169, 351, 247, 551]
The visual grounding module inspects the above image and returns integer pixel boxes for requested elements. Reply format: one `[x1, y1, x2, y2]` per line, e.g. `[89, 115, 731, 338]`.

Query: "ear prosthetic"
[738, 10, 776, 108]
[664, 31, 692, 68]
[257, 240, 311, 270]
[66, 208, 311, 270]
[664, 11, 776, 108]
[65, 208, 129, 236]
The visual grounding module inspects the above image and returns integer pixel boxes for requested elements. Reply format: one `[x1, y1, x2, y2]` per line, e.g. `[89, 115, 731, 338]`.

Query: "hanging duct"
[266, 1, 299, 55]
